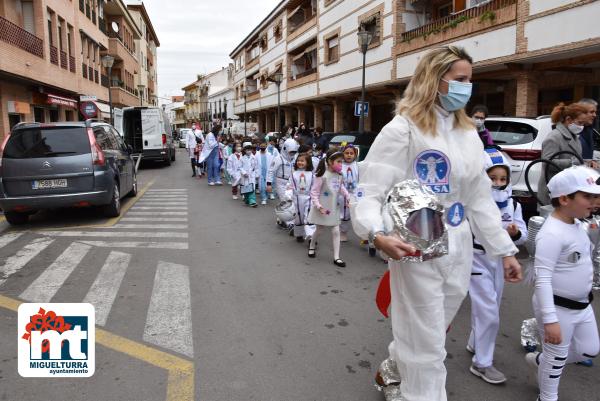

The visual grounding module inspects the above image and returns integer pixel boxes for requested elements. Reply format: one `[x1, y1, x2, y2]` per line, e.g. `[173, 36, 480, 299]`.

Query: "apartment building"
[127, 1, 159, 106]
[182, 77, 209, 129]
[206, 65, 238, 130]
[0, 0, 160, 139]
[0, 0, 109, 137]
[101, 0, 141, 109]
[229, 0, 600, 134]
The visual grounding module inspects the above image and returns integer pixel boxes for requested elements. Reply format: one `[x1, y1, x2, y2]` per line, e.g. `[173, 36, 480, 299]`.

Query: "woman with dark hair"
[537, 102, 589, 205]
[471, 104, 494, 147]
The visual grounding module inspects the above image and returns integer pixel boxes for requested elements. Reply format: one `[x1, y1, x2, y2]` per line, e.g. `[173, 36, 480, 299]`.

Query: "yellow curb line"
[0, 294, 194, 401]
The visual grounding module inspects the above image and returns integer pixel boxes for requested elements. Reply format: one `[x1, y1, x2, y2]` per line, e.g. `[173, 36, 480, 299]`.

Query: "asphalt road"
[0, 147, 598, 401]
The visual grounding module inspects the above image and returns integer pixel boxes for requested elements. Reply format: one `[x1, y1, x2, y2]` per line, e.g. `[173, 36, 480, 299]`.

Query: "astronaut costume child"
[267, 138, 299, 225]
[285, 167, 316, 240]
[467, 148, 527, 384]
[528, 166, 600, 401]
[340, 146, 359, 238]
[351, 108, 518, 401]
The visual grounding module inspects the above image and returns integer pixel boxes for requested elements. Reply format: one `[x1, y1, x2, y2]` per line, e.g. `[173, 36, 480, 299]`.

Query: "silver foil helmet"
[383, 180, 449, 262]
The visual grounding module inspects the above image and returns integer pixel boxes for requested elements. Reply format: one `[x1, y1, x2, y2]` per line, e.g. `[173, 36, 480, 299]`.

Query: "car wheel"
[4, 211, 29, 225]
[127, 173, 138, 197]
[164, 151, 172, 166]
[171, 148, 176, 162]
[103, 182, 121, 217]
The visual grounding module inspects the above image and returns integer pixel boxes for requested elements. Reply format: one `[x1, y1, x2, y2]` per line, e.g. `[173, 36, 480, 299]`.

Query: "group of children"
[215, 135, 363, 267]
[466, 146, 598, 401]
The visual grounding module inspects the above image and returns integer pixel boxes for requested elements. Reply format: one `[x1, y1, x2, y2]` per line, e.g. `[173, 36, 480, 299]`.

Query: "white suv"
[485, 116, 553, 211]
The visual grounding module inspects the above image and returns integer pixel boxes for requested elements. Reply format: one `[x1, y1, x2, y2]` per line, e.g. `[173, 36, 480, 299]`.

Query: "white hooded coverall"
[467, 149, 527, 369]
[351, 110, 518, 401]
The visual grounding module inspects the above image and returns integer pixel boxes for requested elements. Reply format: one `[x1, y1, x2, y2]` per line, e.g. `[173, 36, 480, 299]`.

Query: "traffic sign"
[80, 101, 98, 119]
[354, 101, 369, 117]
[80, 95, 97, 102]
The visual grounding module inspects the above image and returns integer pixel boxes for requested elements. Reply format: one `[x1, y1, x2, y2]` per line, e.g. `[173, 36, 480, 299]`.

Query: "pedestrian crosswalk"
[0, 188, 194, 358]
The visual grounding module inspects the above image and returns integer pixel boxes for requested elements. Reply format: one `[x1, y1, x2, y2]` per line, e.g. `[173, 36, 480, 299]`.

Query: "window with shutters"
[21, 1, 35, 35]
[324, 29, 340, 65]
[273, 20, 283, 42]
[288, 39, 317, 81]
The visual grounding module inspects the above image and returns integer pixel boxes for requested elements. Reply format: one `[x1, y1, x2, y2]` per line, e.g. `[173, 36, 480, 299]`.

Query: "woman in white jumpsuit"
[350, 46, 522, 401]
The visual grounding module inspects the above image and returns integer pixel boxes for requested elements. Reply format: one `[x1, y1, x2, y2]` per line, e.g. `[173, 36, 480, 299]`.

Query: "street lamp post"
[269, 72, 284, 134]
[357, 30, 373, 134]
[101, 55, 115, 125]
[241, 88, 249, 136]
[137, 84, 145, 107]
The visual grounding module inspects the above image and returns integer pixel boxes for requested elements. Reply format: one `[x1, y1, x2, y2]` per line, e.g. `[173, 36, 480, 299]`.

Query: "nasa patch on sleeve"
[446, 202, 465, 227]
[414, 150, 451, 193]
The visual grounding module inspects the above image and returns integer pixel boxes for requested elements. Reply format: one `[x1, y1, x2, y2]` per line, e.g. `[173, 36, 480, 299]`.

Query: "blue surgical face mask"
[438, 79, 472, 112]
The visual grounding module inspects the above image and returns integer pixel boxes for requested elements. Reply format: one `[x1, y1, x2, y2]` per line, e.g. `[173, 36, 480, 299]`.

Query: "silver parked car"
[0, 121, 137, 225]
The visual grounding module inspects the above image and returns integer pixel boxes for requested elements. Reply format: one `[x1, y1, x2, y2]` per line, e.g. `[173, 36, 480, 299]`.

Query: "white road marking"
[125, 211, 188, 216]
[37, 231, 188, 238]
[0, 238, 54, 286]
[130, 206, 183, 210]
[0, 233, 23, 249]
[147, 189, 188, 193]
[142, 195, 189, 198]
[120, 217, 188, 222]
[78, 241, 188, 249]
[20, 242, 92, 302]
[144, 261, 193, 357]
[136, 202, 188, 206]
[112, 224, 188, 229]
[83, 251, 130, 326]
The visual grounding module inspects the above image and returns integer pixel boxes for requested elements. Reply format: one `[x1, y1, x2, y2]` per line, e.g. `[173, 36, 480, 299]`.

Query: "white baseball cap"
[547, 166, 600, 198]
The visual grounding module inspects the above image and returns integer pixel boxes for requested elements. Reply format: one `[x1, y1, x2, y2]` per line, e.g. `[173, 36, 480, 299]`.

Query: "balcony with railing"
[50, 45, 58, 65]
[398, 0, 517, 53]
[0, 15, 44, 58]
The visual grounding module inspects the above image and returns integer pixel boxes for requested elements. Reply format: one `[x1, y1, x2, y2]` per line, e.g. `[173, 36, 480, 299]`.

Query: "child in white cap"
[526, 166, 600, 401]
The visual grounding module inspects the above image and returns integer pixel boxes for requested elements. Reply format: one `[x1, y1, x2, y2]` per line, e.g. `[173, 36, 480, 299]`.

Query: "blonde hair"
[397, 46, 474, 135]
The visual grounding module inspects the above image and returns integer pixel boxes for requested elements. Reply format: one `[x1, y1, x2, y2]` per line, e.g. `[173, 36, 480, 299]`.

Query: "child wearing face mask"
[307, 149, 350, 267]
[471, 105, 494, 148]
[466, 148, 527, 385]
[285, 153, 316, 242]
[227, 144, 243, 200]
[339, 144, 359, 243]
[240, 143, 258, 207]
[256, 141, 275, 205]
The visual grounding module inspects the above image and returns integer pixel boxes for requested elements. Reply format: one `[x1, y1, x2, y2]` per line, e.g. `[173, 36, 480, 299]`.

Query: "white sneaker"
[208, 182, 215, 186]
[466, 344, 475, 354]
[261, 200, 267, 205]
[269, 194, 275, 200]
[232, 195, 238, 200]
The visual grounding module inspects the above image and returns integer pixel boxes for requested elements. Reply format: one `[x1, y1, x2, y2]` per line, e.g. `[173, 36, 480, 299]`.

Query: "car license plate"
[32, 179, 68, 189]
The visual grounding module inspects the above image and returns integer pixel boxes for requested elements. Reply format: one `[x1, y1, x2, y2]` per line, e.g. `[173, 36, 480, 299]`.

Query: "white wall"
[525, 2, 600, 52]
[528, 0, 580, 15]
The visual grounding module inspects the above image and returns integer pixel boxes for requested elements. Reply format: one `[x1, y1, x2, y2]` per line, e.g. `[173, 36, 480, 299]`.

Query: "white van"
[114, 107, 176, 165]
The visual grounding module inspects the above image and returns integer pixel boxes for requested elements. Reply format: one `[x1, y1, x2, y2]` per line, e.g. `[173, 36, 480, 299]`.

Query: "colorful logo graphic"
[414, 150, 451, 193]
[447, 202, 465, 227]
[18, 303, 95, 377]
